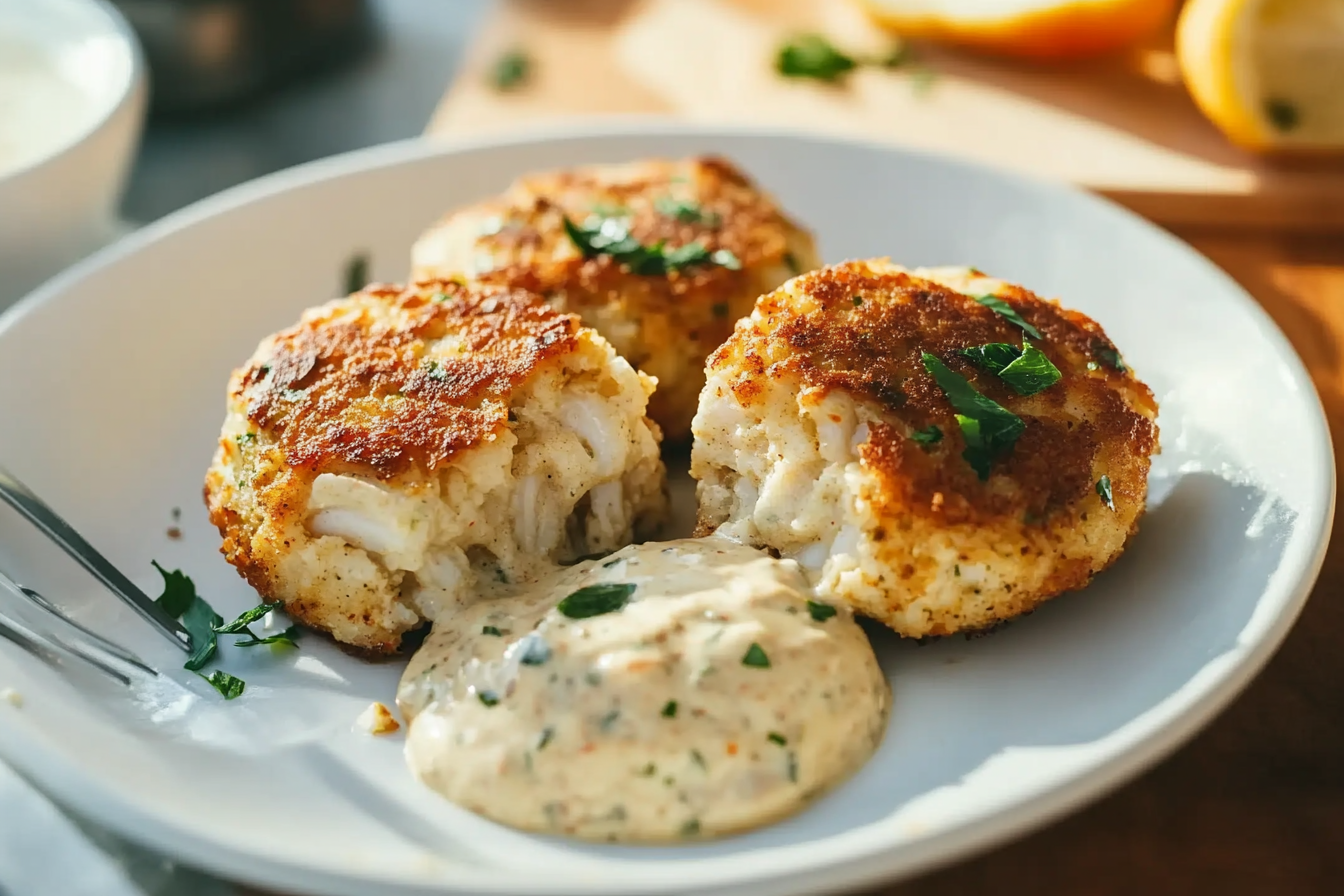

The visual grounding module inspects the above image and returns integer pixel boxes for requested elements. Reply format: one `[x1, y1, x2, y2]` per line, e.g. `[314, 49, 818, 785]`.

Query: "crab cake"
[204, 280, 667, 654]
[691, 260, 1159, 639]
[410, 156, 821, 441]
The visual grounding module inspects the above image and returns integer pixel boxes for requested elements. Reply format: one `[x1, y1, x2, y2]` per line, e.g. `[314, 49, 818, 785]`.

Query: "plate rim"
[0, 120, 1334, 896]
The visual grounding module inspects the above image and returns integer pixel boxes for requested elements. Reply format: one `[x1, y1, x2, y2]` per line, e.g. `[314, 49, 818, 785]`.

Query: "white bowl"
[0, 0, 145, 310]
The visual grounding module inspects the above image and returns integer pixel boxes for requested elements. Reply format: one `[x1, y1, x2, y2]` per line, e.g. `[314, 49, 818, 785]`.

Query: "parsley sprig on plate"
[152, 563, 299, 699]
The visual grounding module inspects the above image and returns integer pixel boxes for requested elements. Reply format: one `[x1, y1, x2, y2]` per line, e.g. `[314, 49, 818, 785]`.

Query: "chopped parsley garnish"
[482, 625, 505, 637]
[680, 818, 701, 837]
[1092, 340, 1127, 372]
[712, 302, 730, 318]
[690, 748, 707, 769]
[234, 432, 256, 445]
[767, 732, 787, 746]
[422, 359, 450, 382]
[343, 253, 369, 295]
[852, 296, 863, 307]
[478, 689, 501, 707]
[787, 751, 799, 783]
[638, 763, 657, 777]
[960, 341, 1062, 396]
[1096, 475, 1115, 510]
[806, 600, 837, 622]
[921, 353, 1025, 481]
[562, 215, 739, 275]
[974, 295, 1041, 340]
[776, 34, 857, 83]
[215, 601, 298, 649]
[910, 424, 943, 447]
[741, 642, 771, 668]
[152, 561, 221, 672]
[557, 582, 636, 619]
[1265, 98, 1298, 132]
[537, 726, 554, 750]
[661, 700, 679, 718]
[519, 634, 551, 665]
[489, 49, 531, 91]
[712, 248, 742, 270]
[231, 625, 300, 649]
[655, 196, 720, 227]
[215, 601, 283, 634]
[197, 670, 245, 700]
[600, 709, 621, 731]
[776, 34, 917, 84]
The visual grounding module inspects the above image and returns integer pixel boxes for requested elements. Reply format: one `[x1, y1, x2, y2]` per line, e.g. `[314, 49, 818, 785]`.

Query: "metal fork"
[0, 568, 157, 686]
[0, 463, 191, 652]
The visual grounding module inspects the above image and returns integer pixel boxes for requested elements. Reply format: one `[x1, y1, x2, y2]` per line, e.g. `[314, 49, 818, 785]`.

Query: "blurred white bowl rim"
[0, 0, 145, 310]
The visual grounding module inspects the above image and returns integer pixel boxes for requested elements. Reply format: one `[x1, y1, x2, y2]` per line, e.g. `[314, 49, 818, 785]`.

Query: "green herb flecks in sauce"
[741, 642, 771, 668]
[806, 600, 837, 622]
[557, 583, 636, 619]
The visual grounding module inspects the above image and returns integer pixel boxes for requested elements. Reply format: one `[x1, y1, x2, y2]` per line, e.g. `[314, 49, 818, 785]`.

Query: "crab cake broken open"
[205, 280, 667, 654]
[410, 156, 820, 442]
[691, 260, 1159, 639]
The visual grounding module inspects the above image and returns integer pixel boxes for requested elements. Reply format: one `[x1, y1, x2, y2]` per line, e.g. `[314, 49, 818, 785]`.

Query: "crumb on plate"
[356, 701, 400, 735]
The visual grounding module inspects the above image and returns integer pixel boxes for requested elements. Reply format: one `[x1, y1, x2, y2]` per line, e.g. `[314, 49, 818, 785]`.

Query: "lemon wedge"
[859, 0, 1176, 60]
[1178, 0, 1344, 152]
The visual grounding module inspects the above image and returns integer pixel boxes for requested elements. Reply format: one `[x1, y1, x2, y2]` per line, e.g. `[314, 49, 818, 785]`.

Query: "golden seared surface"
[693, 259, 1159, 638]
[206, 280, 667, 654]
[239, 281, 580, 480]
[718, 262, 1158, 526]
[411, 156, 820, 440]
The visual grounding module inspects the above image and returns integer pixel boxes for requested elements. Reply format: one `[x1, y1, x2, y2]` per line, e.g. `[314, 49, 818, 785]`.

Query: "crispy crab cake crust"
[411, 156, 820, 441]
[692, 260, 1159, 638]
[206, 280, 666, 654]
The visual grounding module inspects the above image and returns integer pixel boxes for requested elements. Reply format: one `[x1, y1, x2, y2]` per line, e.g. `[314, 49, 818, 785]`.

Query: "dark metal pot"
[110, 0, 377, 115]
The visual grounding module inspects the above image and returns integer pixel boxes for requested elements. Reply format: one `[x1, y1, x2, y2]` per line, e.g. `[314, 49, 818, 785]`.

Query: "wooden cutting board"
[426, 0, 1344, 230]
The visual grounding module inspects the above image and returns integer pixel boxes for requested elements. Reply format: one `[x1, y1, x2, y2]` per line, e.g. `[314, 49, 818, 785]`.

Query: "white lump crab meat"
[692, 260, 1160, 639]
[204, 280, 667, 655]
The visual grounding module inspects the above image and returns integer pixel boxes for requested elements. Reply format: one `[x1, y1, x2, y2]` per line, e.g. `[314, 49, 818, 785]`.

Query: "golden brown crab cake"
[410, 156, 821, 442]
[204, 280, 667, 654]
[691, 260, 1159, 639]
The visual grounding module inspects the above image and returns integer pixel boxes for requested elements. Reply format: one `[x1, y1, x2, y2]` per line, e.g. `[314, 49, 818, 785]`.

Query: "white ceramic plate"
[0, 126, 1332, 896]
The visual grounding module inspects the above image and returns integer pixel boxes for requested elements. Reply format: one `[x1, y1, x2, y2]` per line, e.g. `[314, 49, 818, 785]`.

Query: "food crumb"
[166, 527, 182, 540]
[1, 688, 22, 708]
[355, 701, 400, 735]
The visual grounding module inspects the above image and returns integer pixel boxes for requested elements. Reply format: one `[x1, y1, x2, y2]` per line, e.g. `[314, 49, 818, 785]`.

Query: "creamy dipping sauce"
[0, 36, 98, 177]
[398, 538, 890, 842]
